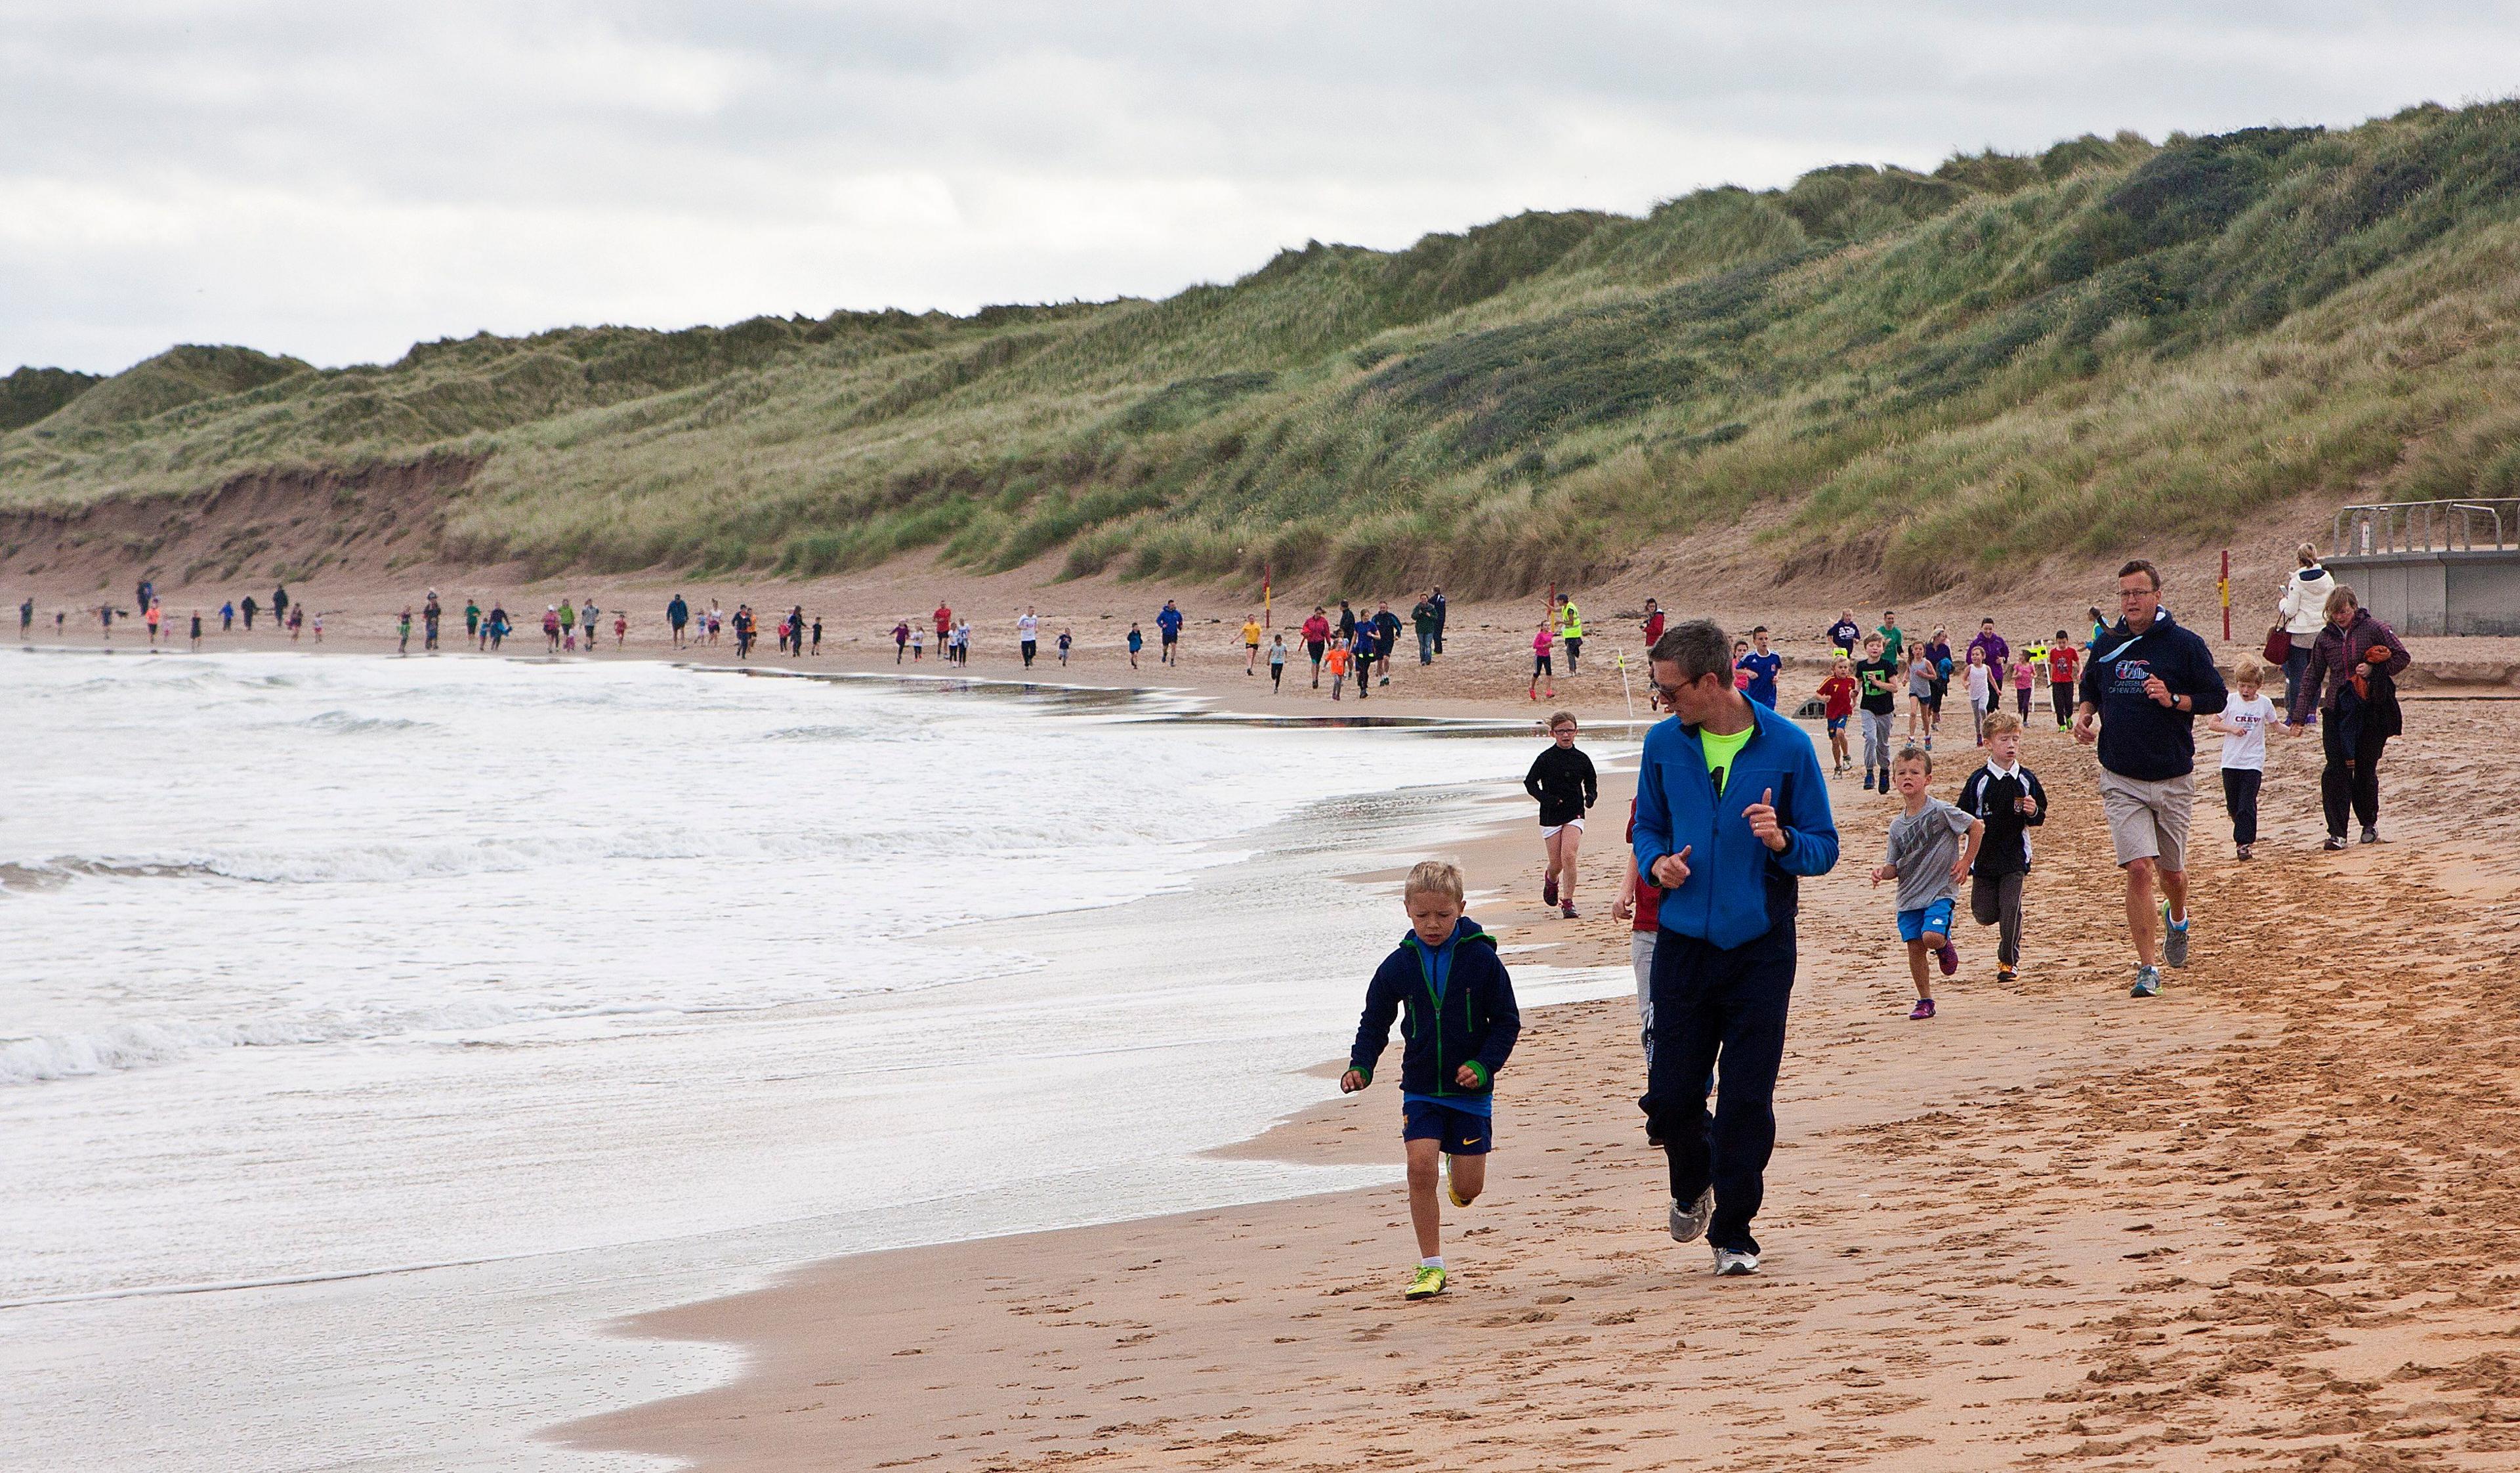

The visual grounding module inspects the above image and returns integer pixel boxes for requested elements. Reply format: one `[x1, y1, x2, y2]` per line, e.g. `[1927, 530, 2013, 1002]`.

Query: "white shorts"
[1540, 817, 1586, 839]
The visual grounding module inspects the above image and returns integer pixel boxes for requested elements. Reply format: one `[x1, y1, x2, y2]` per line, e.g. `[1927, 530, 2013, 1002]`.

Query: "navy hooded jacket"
[2076, 607, 2228, 781]
[1348, 918, 1519, 1099]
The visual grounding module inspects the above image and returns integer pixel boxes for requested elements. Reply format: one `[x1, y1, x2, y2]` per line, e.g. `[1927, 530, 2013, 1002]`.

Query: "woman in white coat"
[2277, 542, 2337, 714]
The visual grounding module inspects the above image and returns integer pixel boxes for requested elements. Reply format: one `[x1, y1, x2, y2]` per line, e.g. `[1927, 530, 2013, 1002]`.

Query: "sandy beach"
[25, 22, 2520, 1472]
[505, 644, 2520, 1468]
[18, 559, 2520, 1470]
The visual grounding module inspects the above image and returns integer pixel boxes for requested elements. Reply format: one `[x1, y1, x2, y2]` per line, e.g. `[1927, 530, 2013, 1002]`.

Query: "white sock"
[1421, 1256, 1444, 1270]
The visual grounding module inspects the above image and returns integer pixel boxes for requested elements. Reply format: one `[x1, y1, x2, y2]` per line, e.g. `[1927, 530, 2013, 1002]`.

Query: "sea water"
[1, 651, 1628, 1470]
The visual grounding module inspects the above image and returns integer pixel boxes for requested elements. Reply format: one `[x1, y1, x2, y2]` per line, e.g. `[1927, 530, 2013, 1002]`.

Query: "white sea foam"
[1, 654, 1531, 1091]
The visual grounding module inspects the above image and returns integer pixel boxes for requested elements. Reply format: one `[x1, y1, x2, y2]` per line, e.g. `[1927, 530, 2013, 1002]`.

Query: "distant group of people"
[856, 589, 1459, 700]
[1297, 593, 1446, 700]
[12, 580, 325, 649]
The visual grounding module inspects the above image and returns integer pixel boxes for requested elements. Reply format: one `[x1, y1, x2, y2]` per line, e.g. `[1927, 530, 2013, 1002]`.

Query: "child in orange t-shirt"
[1326, 644, 1352, 700]
[1817, 658, 1857, 776]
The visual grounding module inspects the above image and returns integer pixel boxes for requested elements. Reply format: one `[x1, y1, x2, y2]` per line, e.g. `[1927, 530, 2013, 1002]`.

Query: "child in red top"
[1817, 658, 1858, 776]
[2044, 633, 2080, 731]
[1612, 799, 1665, 1064]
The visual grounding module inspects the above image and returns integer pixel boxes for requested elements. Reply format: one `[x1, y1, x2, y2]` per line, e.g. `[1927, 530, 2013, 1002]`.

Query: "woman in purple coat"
[2283, 585, 2411, 849]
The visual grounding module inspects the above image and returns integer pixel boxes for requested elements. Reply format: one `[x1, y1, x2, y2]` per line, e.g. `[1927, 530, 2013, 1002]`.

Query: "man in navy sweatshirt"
[2074, 560, 2228, 1000]
[1632, 619, 1839, 1277]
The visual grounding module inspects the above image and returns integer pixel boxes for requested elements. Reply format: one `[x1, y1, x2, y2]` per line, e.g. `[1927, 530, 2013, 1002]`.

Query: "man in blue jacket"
[2075, 560, 2228, 999]
[1633, 619, 1839, 1276]
[1156, 600, 1185, 665]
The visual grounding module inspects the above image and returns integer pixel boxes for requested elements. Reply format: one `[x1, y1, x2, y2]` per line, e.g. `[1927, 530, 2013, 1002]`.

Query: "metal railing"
[2332, 499, 2519, 556]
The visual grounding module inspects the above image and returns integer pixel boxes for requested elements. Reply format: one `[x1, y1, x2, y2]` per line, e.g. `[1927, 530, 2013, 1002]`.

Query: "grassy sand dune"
[10, 102, 2520, 599]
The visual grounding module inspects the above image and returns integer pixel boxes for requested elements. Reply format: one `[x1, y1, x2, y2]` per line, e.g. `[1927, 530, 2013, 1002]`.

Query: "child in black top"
[1855, 635, 1900, 792]
[1954, 710, 2048, 983]
[1522, 712, 1597, 918]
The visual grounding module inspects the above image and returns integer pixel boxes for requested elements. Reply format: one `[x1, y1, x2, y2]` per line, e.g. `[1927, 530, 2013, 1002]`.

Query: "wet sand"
[554, 691, 2520, 1470]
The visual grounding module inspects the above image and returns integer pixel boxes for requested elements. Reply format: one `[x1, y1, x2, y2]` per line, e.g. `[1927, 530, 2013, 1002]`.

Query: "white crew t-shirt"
[2220, 693, 2277, 771]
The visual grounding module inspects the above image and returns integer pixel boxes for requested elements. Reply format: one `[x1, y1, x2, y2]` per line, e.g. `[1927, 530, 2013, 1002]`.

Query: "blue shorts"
[1897, 898, 1956, 943]
[1402, 1099, 1494, 1155]
[1826, 715, 1848, 733]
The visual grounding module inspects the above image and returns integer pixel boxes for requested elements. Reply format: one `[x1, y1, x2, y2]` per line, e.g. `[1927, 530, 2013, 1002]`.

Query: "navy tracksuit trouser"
[1639, 920, 1796, 1256]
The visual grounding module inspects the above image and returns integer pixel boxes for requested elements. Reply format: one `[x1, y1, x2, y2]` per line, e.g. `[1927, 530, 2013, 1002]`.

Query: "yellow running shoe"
[1445, 1161, 1471, 1209]
[1405, 1264, 1448, 1300]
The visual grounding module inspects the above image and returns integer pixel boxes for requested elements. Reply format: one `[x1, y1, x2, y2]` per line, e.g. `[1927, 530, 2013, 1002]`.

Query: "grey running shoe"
[1668, 1187, 1713, 1244]
[1712, 1245, 1761, 1276]
[2130, 964, 2163, 998]
[2160, 903, 2189, 968]
[2323, 834, 2349, 851]
[2361, 826, 2380, 845]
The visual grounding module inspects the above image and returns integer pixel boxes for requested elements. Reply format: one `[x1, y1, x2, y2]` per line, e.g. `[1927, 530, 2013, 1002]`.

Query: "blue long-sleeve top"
[1631, 700, 1839, 950]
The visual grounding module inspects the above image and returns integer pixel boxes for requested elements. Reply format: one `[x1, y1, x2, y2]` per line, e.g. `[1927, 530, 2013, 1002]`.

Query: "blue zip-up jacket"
[1632, 699, 1839, 950]
[2075, 607, 2229, 781]
[1348, 918, 1519, 1098]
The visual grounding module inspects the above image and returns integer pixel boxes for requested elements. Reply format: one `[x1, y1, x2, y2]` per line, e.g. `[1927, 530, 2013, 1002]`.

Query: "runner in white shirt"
[2210, 654, 2282, 861]
[1018, 608, 1041, 668]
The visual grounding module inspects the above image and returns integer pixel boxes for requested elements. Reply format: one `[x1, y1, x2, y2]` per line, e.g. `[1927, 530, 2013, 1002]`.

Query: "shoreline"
[553, 685, 2520, 1472]
[6, 652, 1640, 1473]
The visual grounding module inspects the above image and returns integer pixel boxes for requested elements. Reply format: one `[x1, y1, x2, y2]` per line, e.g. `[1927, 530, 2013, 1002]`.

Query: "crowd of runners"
[1359, 547, 2416, 1301]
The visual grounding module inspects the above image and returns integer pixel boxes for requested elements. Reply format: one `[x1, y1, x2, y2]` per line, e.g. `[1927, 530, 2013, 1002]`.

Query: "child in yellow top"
[1243, 616, 1265, 675]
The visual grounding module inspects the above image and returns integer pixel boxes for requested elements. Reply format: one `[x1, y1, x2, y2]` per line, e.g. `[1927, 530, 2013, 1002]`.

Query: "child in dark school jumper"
[1954, 710, 2048, 984]
[1343, 860, 1521, 1302]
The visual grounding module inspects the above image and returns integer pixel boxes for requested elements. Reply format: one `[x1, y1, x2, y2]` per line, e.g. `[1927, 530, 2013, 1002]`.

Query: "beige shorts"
[2097, 767, 2194, 872]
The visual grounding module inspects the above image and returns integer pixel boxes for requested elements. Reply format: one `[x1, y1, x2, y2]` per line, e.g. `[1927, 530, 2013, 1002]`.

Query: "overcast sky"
[4, 1, 2516, 375]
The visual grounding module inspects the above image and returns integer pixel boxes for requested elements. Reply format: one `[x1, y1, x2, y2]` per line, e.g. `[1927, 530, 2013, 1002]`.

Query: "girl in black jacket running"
[1524, 712, 1598, 919]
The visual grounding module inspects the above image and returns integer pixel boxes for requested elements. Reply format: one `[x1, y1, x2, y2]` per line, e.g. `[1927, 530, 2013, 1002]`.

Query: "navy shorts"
[1402, 1098, 1493, 1155]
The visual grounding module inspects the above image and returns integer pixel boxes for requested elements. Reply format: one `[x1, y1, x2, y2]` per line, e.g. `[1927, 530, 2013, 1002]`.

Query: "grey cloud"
[3, 1, 2515, 372]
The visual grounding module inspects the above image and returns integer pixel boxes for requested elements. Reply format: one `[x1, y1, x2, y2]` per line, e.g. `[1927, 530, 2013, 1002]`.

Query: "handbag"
[2261, 625, 2292, 665]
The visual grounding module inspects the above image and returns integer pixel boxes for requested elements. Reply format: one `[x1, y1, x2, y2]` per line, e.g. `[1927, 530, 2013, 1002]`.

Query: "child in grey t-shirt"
[1870, 744, 1983, 1020]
